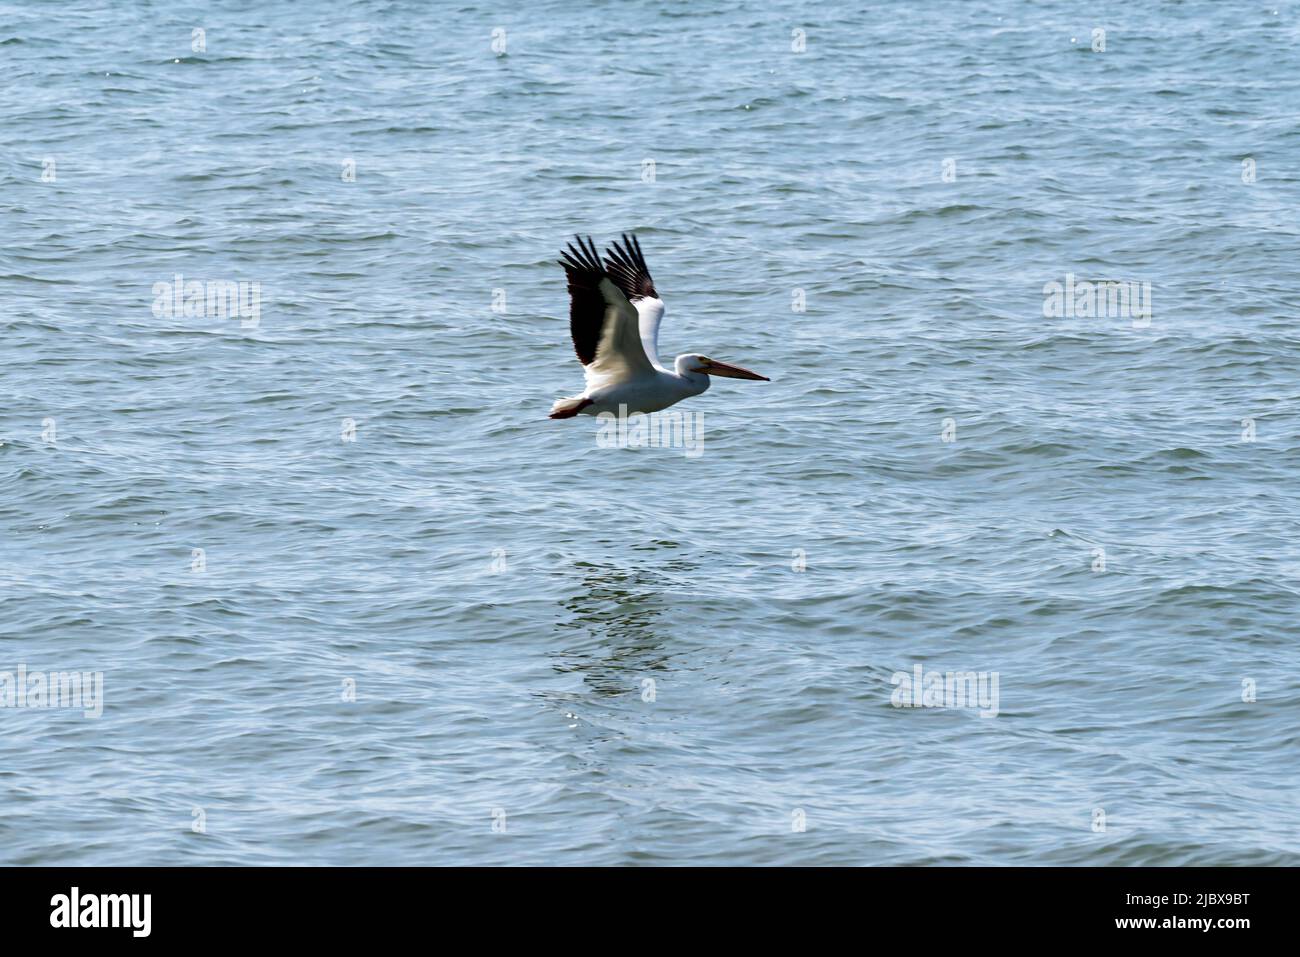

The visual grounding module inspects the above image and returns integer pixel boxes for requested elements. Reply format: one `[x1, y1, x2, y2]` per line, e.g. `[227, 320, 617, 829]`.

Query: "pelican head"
[677, 354, 770, 381]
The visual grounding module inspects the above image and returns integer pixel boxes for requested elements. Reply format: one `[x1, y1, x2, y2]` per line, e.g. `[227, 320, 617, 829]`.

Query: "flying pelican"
[549, 234, 769, 419]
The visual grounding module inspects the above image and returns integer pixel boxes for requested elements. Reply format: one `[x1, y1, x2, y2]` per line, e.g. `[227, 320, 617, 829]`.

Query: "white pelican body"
[550, 235, 768, 419]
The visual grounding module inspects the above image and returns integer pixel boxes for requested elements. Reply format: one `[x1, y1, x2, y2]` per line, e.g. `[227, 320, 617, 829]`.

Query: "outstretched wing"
[604, 233, 667, 370]
[558, 235, 655, 388]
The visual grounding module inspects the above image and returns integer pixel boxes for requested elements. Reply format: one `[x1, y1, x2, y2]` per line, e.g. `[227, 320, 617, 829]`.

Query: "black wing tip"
[559, 234, 614, 368]
[602, 231, 657, 300]
[559, 232, 650, 269]
[560, 234, 606, 275]
[559, 230, 655, 301]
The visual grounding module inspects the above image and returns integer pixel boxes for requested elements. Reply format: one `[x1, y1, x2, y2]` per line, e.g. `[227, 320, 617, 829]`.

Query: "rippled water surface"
[2, 0, 1299, 865]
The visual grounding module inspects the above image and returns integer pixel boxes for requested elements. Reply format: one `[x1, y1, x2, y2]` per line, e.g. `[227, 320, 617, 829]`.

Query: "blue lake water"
[2, 0, 1299, 865]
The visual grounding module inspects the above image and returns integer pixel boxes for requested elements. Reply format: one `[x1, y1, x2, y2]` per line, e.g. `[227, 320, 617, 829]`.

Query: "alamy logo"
[596, 405, 705, 458]
[1042, 272, 1151, 327]
[50, 888, 151, 937]
[890, 664, 999, 718]
[0, 665, 102, 718]
[151, 274, 261, 328]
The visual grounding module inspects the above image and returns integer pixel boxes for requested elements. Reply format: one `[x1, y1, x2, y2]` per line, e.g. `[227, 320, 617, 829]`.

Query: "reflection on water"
[550, 560, 690, 696]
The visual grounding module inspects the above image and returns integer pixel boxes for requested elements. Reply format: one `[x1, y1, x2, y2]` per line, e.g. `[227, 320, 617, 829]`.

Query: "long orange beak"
[703, 359, 769, 381]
